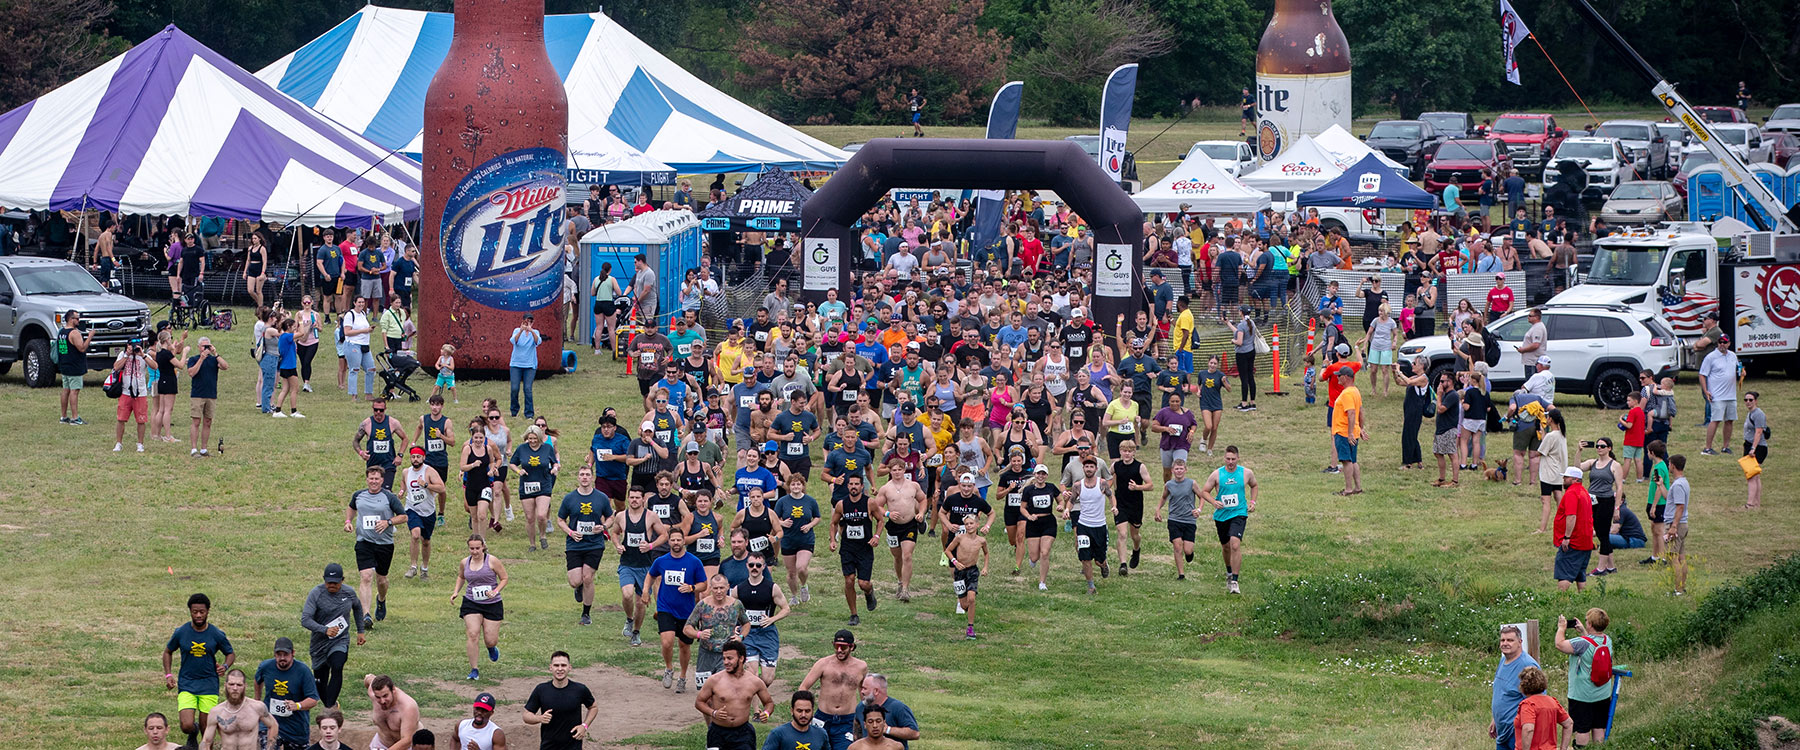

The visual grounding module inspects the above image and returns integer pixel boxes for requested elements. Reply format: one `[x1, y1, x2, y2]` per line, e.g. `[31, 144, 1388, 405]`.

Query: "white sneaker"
[136, 443, 145, 452]
[1038, 582, 1048, 591]
[301, 383, 313, 393]
[506, 507, 516, 521]
[291, 412, 306, 419]
[271, 411, 288, 418]
[956, 604, 965, 615]
[191, 448, 199, 456]
[114, 443, 123, 452]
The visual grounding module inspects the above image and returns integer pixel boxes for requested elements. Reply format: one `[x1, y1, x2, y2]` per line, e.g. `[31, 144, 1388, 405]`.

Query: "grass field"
[1, 310, 1796, 750]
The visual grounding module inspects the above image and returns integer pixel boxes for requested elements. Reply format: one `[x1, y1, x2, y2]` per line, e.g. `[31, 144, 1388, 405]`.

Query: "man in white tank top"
[452, 693, 505, 750]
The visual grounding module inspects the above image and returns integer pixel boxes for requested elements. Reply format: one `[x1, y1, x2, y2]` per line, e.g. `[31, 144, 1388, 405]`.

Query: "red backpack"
[1582, 634, 1613, 687]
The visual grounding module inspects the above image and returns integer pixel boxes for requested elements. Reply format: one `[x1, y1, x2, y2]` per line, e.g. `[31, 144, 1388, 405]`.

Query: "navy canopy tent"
[1297, 154, 1438, 209]
[697, 168, 812, 232]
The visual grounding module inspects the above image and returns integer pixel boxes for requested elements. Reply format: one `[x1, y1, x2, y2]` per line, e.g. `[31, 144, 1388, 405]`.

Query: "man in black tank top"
[831, 476, 881, 627]
[733, 552, 789, 685]
[355, 399, 409, 490]
[417, 395, 456, 519]
[608, 487, 668, 647]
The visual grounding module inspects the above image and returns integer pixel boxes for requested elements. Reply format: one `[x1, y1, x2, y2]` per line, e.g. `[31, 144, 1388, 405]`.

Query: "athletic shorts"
[1025, 515, 1057, 539]
[354, 540, 395, 576]
[1645, 502, 1668, 525]
[1568, 697, 1613, 734]
[819, 711, 857, 750]
[322, 276, 343, 295]
[1512, 425, 1537, 452]
[617, 564, 650, 591]
[1002, 503, 1023, 526]
[1668, 522, 1688, 555]
[435, 372, 455, 388]
[594, 299, 617, 317]
[705, 720, 756, 750]
[1134, 397, 1152, 420]
[1710, 399, 1737, 423]
[61, 374, 83, 390]
[1553, 547, 1591, 582]
[1114, 497, 1143, 526]
[459, 598, 504, 621]
[404, 510, 436, 540]
[358, 278, 384, 299]
[1621, 445, 1643, 460]
[1160, 448, 1189, 466]
[595, 478, 627, 507]
[1075, 523, 1108, 561]
[743, 626, 779, 667]
[1541, 481, 1561, 497]
[1743, 441, 1768, 464]
[780, 540, 814, 556]
[177, 691, 220, 713]
[278, 367, 298, 378]
[566, 548, 605, 571]
[885, 519, 924, 547]
[655, 611, 695, 644]
[840, 543, 874, 580]
[116, 394, 148, 423]
[695, 648, 724, 689]
[952, 565, 980, 596]
[1168, 521, 1197, 543]
[1214, 516, 1247, 545]
[1334, 434, 1359, 462]
[780, 457, 812, 479]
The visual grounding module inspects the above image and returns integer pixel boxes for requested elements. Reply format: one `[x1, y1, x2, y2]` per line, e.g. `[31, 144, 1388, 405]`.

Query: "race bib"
[840, 390, 856, 403]
[657, 430, 674, 444]
[360, 515, 381, 530]
[696, 538, 716, 554]
[747, 609, 769, 625]
[427, 438, 445, 452]
[677, 343, 693, 356]
[927, 455, 944, 467]
[408, 485, 428, 503]
[269, 700, 292, 718]
[1076, 533, 1092, 549]
[755, 331, 769, 341]
[1221, 492, 1240, 508]
[749, 537, 770, 551]
[1118, 422, 1134, 434]
[522, 481, 542, 495]
[785, 443, 805, 457]
[847, 526, 866, 540]
[1069, 346, 1084, 358]
[953, 578, 968, 595]
[1033, 496, 1052, 509]
[1008, 492, 1022, 507]
[886, 534, 899, 548]
[372, 441, 391, 454]
[663, 570, 685, 586]
[468, 584, 493, 600]
[739, 395, 755, 409]
[627, 532, 646, 547]
[598, 448, 615, 457]
[575, 521, 596, 534]
[653, 504, 672, 520]
[480, 487, 493, 501]
[640, 351, 655, 366]
[325, 616, 348, 632]
[1170, 424, 1184, 436]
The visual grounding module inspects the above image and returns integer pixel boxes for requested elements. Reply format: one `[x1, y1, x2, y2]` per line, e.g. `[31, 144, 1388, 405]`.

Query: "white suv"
[1394, 304, 1681, 409]
[1543, 138, 1633, 198]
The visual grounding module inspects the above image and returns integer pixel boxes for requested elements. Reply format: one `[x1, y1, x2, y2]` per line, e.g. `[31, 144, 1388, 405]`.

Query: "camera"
[1566, 617, 1580, 628]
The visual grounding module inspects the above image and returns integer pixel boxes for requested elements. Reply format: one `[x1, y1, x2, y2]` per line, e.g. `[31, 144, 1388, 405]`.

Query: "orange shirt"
[1512, 694, 1569, 750]
[1331, 385, 1363, 439]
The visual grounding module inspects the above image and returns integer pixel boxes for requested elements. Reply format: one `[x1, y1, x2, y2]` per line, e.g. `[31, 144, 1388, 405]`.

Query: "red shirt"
[1487, 285, 1515, 314]
[1513, 694, 1570, 750]
[1554, 482, 1595, 550]
[1621, 406, 1646, 447]
[341, 240, 359, 273]
[632, 202, 653, 216]
[1324, 361, 1362, 410]
[1018, 237, 1045, 271]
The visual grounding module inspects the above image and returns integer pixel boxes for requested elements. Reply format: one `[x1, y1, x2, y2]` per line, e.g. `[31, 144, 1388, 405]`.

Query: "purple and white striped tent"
[0, 25, 421, 229]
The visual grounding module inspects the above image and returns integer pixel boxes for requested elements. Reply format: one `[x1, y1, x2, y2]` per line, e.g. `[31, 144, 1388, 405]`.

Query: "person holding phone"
[185, 337, 227, 457]
[510, 314, 543, 418]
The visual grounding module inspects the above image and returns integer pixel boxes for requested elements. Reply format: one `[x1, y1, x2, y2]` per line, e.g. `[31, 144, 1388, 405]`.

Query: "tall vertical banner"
[1099, 64, 1138, 183]
[1499, 0, 1532, 85]
[803, 237, 841, 292]
[968, 81, 1024, 254]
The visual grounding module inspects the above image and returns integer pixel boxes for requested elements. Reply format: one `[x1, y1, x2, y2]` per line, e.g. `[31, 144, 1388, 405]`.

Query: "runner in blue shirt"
[648, 533, 709, 694]
[254, 637, 320, 749]
[762, 692, 830, 750]
[162, 593, 235, 748]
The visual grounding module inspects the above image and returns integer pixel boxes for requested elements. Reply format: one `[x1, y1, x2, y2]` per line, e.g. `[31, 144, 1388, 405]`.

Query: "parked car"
[1542, 138, 1633, 199]
[1763, 103, 1800, 134]
[1066, 134, 1139, 191]
[1395, 303, 1681, 409]
[1593, 119, 1671, 178]
[1600, 181, 1685, 224]
[1694, 106, 1749, 123]
[1710, 123, 1772, 163]
[0, 256, 152, 387]
[842, 142, 865, 154]
[1423, 139, 1511, 198]
[1671, 145, 1717, 195]
[1491, 113, 1567, 179]
[1361, 120, 1445, 179]
[1655, 122, 1689, 172]
[1420, 111, 1475, 139]
[1764, 131, 1799, 168]
[1186, 140, 1258, 177]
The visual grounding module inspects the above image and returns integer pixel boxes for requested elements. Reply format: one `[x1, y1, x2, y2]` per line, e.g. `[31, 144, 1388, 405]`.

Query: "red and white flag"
[1500, 0, 1532, 85]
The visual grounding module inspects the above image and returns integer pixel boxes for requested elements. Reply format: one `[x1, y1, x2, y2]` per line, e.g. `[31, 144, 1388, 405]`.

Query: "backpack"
[1483, 334, 1501, 367]
[1581, 634, 1613, 687]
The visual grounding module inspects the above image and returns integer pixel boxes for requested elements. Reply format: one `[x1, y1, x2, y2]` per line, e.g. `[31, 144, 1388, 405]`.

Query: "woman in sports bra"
[994, 407, 1043, 468]
[243, 232, 268, 310]
[1084, 358, 1117, 402]
[677, 446, 716, 498]
[731, 489, 780, 564]
[460, 424, 501, 534]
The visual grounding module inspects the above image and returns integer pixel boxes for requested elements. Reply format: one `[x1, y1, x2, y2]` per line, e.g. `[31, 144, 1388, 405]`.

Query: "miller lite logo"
[440, 147, 567, 312]
[1357, 174, 1382, 193]
[1100, 126, 1128, 180]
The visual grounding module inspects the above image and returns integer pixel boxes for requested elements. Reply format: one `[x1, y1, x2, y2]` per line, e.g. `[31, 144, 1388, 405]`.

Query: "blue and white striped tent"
[257, 5, 850, 177]
[0, 25, 420, 228]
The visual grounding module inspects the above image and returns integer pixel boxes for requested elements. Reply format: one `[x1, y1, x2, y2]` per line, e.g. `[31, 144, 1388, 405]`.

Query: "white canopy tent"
[1312, 124, 1409, 173]
[1133, 149, 1270, 213]
[1240, 137, 1345, 193]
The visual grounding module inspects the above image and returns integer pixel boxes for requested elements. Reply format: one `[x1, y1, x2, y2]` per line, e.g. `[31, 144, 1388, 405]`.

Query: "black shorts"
[1221, 285, 1240, 305]
[459, 598, 504, 621]
[1115, 497, 1143, 526]
[706, 721, 757, 750]
[1214, 516, 1247, 545]
[1133, 397, 1152, 420]
[780, 457, 812, 478]
[495, 465, 509, 482]
[1743, 441, 1768, 464]
[594, 299, 617, 316]
[1075, 524, 1108, 561]
[566, 548, 606, 571]
[1646, 502, 1669, 525]
[1025, 515, 1058, 539]
[1168, 521, 1197, 543]
[780, 540, 815, 556]
[1540, 480, 1560, 497]
[354, 540, 395, 576]
[1568, 697, 1613, 734]
[1003, 503, 1023, 526]
[885, 519, 924, 545]
[952, 565, 980, 596]
[655, 611, 694, 643]
[278, 367, 298, 378]
[840, 542, 875, 580]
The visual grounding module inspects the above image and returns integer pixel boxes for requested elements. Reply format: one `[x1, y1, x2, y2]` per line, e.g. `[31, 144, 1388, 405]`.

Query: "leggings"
[297, 342, 319, 382]
[1591, 496, 1616, 555]
[312, 650, 347, 708]
[1236, 351, 1258, 403]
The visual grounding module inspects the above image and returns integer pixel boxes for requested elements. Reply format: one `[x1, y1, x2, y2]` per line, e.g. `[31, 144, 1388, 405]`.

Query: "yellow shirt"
[1105, 398, 1139, 436]
[716, 340, 747, 384]
[1172, 309, 1196, 353]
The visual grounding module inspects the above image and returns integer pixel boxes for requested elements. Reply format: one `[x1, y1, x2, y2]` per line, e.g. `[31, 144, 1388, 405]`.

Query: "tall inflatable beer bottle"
[419, 0, 569, 371]
[1254, 0, 1352, 162]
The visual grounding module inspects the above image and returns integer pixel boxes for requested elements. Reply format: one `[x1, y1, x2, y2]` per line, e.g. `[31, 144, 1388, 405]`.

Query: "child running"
[946, 514, 988, 640]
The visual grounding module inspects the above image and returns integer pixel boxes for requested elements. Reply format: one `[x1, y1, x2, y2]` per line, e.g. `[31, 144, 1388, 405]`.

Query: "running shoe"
[623, 621, 634, 638]
[363, 615, 374, 631]
[70, 417, 86, 425]
[1038, 582, 1048, 591]
[865, 588, 877, 612]
[468, 669, 479, 680]
[579, 613, 591, 626]
[375, 599, 386, 621]
[939, 553, 949, 567]
[506, 507, 516, 521]
[1700, 449, 1717, 456]
[136, 443, 145, 452]
[574, 587, 583, 603]
[488, 646, 499, 662]
[59, 417, 70, 425]
[420, 569, 429, 580]
[527, 541, 536, 552]
[630, 630, 642, 647]
[965, 625, 976, 640]
[1118, 563, 1129, 577]
[1639, 556, 1658, 566]
[302, 384, 313, 393]
[1130, 549, 1140, 569]
[800, 585, 811, 603]
[1322, 466, 1340, 474]
[663, 668, 674, 689]
[956, 604, 965, 615]
[1590, 567, 1609, 577]
[114, 443, 123, 452]
[1087, 581, 1097, 595]
[848, 614, 860, 626]
[1177, 574, 1186, 580]
[291, 412, 305, 419]
[1100, 564, 1109, 579]
[675, 678, 686, 694]
[1228, 580, 1240, 595]
[404, 566, 418, 579]
[271, 411, 288, 418]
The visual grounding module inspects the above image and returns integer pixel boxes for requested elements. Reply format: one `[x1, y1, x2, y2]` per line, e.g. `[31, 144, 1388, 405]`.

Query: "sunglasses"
[372, 407, 385, 413]
[487, 416, 501, 421]
[747, 563, 765, 569]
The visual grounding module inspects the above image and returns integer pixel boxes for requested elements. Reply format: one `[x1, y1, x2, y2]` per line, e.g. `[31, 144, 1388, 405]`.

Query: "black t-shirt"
[942, 491, 992, 526]
[524, 680, 596, 750]
[1361, 288, 1384, 324]
[996, 469, 1032, 510]
[179, 244, 205, 280]
[156, 348, 178, 394]
[956, 343, 991, 370]
[187, 354, 220, 399]
[1435, 390, 1460, 434]
[1021, 482, 1059, 514]
[1462, 387, 1490, 420]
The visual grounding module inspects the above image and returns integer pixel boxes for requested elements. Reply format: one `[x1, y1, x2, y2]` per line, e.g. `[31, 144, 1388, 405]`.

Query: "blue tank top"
[1213, 465, 1248, 522]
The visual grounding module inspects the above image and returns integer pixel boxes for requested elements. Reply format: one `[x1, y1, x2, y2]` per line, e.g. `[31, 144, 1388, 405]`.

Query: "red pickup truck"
[1491, 113, 1568, 179]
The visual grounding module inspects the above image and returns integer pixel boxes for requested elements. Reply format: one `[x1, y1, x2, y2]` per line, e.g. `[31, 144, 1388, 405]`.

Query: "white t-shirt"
[343, 311, 371, 346]
[1699, 350, 1738, 402]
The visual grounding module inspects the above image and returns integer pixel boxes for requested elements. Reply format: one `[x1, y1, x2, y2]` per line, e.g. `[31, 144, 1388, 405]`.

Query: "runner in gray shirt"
[298, 563, 365, 710]
[1156, 462, 1200, 579]
[345, 467, 404, 629]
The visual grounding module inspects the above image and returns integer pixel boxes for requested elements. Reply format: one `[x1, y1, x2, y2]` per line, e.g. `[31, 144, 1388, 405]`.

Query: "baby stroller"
[377, 350, 421, 402]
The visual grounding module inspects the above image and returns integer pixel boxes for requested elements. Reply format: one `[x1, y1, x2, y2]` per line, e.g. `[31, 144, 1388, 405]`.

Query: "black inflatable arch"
[798, 138, 1144, 330]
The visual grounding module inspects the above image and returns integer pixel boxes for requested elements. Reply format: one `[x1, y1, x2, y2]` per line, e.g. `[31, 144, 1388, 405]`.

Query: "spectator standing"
[1664, 454, 1691, 594]
[186, 337, 226, 457]
[509, 314, 542, 418]
[632, 253, 660, 323]
[1489, 625, 1539, 750]
[56, 309, 91, 425]
[1536, 409, 1569, 534]
[1742, 391, 1767, 509]
[1231, 306, 1259, 411]
[1699, 335, 1739, 455]
[111, 339, 154, 452]
[1553, 466, 1595, 592]
[1397, 356, 1430, 470]
[1554, 608, 1617, 746]
[1503, 170, 1527, 219]
[1331, 367, 1364, 496]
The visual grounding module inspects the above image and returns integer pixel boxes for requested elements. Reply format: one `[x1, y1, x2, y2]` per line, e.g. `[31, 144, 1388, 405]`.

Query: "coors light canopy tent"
[257, 5, 850, 175]
[1240, 137, 1345, 193]
[0, 25, 420, 228]
[1132, 149, 1270, 214]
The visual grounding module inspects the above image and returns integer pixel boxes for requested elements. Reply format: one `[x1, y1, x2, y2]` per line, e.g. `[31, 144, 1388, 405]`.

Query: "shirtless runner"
[847, 704, 905, 750]
[198, 671, 277, 750]
[693, 641, 775, 750]
[875, 459, 929, 602]
[138, 712, 177, 750]
[363, 674, 421, 750]
[796, 630, 868, 750]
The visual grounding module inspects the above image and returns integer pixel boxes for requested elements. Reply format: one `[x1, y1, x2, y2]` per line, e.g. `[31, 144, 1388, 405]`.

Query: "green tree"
[1011, 0, 1174, 126]
[0, 0, 127, 111]
[1134, 0, 1258, 116]
[1335, 0, 1495, 118]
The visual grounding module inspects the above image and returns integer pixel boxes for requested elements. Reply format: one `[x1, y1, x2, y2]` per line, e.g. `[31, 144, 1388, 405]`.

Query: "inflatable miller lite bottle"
[1254, 0, 1352, 162]
[420, 0, 569, 370]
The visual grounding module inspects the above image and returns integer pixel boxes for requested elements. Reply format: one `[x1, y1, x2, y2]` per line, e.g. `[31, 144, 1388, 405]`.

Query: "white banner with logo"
[1095, 243, 1133, 298]
[803, 237, 841, 292]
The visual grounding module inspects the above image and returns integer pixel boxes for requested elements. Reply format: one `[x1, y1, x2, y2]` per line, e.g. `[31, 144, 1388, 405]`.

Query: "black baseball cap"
[833, 629, 856, 645]
[323, 563, 345, 582]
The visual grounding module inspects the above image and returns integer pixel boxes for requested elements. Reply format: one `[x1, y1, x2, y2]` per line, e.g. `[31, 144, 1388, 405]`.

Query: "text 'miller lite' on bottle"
[1254, 0, 1352, 162]
[419, 0, 570, 371]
